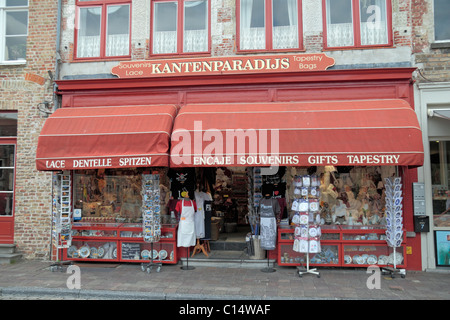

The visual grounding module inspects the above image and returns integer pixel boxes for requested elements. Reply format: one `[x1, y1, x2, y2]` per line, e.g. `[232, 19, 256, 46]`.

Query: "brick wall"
[412, 0, 450, 82]
[0, 0, 57, 259]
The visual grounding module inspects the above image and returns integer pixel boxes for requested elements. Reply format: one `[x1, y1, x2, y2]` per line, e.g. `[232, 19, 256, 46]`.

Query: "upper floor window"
[152, 0, 209, 55]
[434, 0, 450, 42]
[237, 0, 302, 51]
[75, 0, 131, 59]
[324, 0, 391, 49]
[0, 0, 28, 63]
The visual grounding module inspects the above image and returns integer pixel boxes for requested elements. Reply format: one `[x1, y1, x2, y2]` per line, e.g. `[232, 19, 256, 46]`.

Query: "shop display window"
[121, 241, 175, 262]
[342, 244, 405, 266]
[67, 240, 118, 260]
[430, 141, 450, 227]
[290, 165, 396, 228]
[73, 169, 143, 223]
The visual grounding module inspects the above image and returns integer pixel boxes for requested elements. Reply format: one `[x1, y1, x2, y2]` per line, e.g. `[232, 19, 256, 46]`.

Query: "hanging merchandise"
[141, 173, 162, 273]
[50, 172, 73, 272]
[382, 176, 406, 278]
[292, 174, 321, 278]
[142, 174, 162, 243]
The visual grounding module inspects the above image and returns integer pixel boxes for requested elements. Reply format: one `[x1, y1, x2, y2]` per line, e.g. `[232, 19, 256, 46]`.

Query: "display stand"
[261, 253, 276, 273]
[141, 173, 163, 274]
[382, 177, 406, 278]
[292, 174, 321, 278]
[50, 172, 73, 272]
[191, 239, 208, 257]
[141, 242, 162, 273]
[181, 247, 195, 270]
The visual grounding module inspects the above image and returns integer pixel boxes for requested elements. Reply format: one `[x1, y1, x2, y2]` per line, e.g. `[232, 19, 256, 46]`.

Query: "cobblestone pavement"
[0, 260, 449, 301]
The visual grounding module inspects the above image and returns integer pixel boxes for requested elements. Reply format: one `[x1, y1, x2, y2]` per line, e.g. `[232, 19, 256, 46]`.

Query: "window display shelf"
[65, 223, 178, 264]
[120, 241, 177, 264]
[342, 244, 406, 268]
[277, 225, 407, 268]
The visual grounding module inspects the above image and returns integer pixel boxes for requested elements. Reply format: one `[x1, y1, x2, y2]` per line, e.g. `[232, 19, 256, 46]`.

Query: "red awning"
[169, 100, 424, 167]
[36, 105, 178, 170]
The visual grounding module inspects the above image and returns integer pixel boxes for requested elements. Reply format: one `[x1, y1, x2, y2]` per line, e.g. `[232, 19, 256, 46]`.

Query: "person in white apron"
[177, 199, 197, 247]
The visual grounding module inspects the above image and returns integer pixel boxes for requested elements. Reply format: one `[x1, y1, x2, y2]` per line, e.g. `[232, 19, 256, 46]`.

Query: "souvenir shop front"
[36, 58, 425, 270]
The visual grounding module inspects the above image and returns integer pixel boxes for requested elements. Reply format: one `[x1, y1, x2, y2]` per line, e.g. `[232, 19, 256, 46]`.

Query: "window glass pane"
[5, 36, 26, 61]
[272, 0, 298, 49]
[0, 145, 15, 167]
[240, 0, 265, 50]
[73, 169, 142, 223]
[434, 0, 450, 41]
[153, 1, 177, 54]
[0, 170, 14, 191]
[0, 194, 13, 216]
[431, 141, 450, 227]
[360, 0, 388, 45]
[6, 0, 28, 6]
[77, 7, 101, 58]
[106, 4, 130, 56]
[6, 11, 28, 35]
[0, 113, 17, 136]
[184, 0, 208, 52]
[326, 0, 354, 47]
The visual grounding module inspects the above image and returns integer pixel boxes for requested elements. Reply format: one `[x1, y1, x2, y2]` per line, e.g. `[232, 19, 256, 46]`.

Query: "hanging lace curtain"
[183, 0, 208, 52]
[240, 0, 265, 50]
[77, 7, 101, 57]
[272, 0, 298, 49]
[106, 5, 130, 56]
[325, 0, 354, 47]
[360, 0, 388, 45]
[153, 2, 177, 54]
[77, 6, 129, 57]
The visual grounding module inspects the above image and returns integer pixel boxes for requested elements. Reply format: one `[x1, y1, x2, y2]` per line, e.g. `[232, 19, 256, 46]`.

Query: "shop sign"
[111, 53, 335, 78]
[179, 154, 404, 167]
[40, 156, 153, 170]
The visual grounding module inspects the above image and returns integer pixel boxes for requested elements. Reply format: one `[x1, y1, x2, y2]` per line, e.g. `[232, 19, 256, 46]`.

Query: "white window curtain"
[240, 0, 265, 50]
[153, 1, 177, 54]
[77, 7, 101, 58]
[359, 0, 388, 45]
[183, 0, 208, 52]
[326, 0, 354, 47]
[272, 0, 298, 49]
[106, 5, 130, 56]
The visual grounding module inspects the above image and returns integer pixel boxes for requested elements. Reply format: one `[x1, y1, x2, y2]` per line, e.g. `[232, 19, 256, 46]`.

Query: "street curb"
[0, 286, 268, 300]
[0, 286, 341, 300]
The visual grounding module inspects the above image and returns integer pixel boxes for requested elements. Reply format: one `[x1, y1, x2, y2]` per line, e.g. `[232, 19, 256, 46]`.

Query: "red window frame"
[74, 0, 132, 61]
[236, 0, 303, 53]
[150, 0, 211, 57]
[322, 0, 393, 50]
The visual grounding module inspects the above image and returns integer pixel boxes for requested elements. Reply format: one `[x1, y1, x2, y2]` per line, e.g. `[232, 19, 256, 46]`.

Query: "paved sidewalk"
[0, 260, 449, 300]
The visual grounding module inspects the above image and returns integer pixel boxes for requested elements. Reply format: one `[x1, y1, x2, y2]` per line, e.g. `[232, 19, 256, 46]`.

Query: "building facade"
[412, 0, 450, 270]
[3, 0, 444, 272]
[0, 0, 58, 259]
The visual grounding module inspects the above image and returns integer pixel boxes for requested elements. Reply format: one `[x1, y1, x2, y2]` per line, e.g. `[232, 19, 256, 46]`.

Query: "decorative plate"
[97, 246, 105, 258]
[159, 250, 167, 260]
[367, 255, 378, 265]
[170, 251, 174, 260]
[378, 255, 387, 265]
[89, 247, 98, 258]
[79, 246, 90, 258]
[344, 255, 352, 264]
[67, 246, 77, 258]
[113, 248, 117, 259]
[352, 255, 360, 264]
[152, 249, 159, 259]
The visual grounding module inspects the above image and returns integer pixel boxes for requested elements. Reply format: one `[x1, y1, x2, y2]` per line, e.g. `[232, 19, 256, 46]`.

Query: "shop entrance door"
[0, 142, 16, 244]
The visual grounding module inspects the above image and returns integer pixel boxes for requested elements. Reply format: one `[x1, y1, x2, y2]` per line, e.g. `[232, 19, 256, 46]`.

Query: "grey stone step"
[0, 253, 23, 265]
[0, 244, 17, 254]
